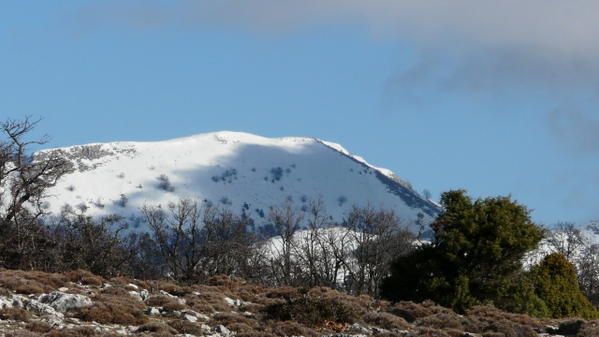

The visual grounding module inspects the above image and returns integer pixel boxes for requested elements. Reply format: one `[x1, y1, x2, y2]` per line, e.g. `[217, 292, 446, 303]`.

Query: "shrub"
[271, 321, 318, 337]
[415, 312, 464, 331]
[363, 312, 410, 330]
[529, 253, 598, 319]
[157, 174, 175, 192]
[382, 190, 545, 313]
[264, 289, 359, 326]
[389, 301, 451, 323]
[115, 194, 128, 208]
[136, 322, 178, 334]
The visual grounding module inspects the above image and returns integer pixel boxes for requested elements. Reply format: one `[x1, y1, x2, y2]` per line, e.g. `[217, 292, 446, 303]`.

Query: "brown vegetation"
[0, 268, 596, 337]
[75, 293, 147, 325]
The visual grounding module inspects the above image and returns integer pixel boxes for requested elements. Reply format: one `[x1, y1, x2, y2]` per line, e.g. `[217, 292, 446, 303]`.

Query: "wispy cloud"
[73, 0, 599, 151]
[74, 1, 599, 57]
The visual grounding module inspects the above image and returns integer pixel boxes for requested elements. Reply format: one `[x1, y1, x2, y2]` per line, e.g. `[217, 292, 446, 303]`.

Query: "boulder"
[38, 292, 92, 313]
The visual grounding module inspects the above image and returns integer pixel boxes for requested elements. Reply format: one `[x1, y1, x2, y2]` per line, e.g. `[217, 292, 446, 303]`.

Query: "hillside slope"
[37, 131, 439, 232]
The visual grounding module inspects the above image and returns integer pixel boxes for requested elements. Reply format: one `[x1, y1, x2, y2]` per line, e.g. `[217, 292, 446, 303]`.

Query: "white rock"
[215, 324, 231, 336]
[38, 292, 92, 313]
[348, 323, 371, 334]
[139, 289, 150, 301]
[200, 324, 212, 333]
[184, 314, 197, 322]
[159, 290, 177, 298]
[223, 296, 244, 307]
[128, 291, 143, 301]
[24, 298, 64, 320]
[146, 307, 161, 316]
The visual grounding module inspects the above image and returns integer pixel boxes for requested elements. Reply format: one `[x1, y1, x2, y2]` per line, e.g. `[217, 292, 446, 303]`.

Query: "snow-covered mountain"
[37, 131, 440, 232]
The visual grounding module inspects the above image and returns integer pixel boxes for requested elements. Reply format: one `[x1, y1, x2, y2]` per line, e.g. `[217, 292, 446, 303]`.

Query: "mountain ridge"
[37, 131, 440, 232]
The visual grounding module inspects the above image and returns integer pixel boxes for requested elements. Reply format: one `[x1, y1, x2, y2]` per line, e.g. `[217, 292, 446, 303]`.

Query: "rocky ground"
[0, 269, 597, 337]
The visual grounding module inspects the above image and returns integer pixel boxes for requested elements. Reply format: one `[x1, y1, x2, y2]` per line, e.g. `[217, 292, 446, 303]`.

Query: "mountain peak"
[40, 132, 440, 232]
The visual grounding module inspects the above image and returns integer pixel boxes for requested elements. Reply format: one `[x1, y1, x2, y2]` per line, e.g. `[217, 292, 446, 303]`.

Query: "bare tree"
[0, 117, 71, 269]
[577, 243, 599, 306]
[266, 200, 303, 286]
[293, 198, 333, 287]
[142, 199, 204, 281]
[198, 208, 256, 278]
[142, 199, 256, 281]
[51, 207, 135, 277]
[344, 206, 413, 296]
[546, 222, 587, 261]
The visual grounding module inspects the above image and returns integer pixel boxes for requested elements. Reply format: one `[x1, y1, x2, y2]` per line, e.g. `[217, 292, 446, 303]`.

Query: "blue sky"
[1, 1, 598, 225]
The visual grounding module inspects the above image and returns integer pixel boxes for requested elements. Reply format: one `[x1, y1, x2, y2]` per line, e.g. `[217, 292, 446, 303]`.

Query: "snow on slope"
[38, 131, 440, 232]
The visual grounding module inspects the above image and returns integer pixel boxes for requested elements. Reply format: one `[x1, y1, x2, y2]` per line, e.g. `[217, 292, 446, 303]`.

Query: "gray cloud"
[548, 108, 599, 154]
[75, 1, 599, 58]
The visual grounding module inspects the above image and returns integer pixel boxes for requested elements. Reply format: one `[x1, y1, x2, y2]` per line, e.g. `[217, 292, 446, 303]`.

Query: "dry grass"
[167, 318, 206, 335]
[185, 286, 230, 313]
[44, 327, 102, 337]
[136, 321, 178, 335]
[74, 293, 147, 325]
[0, 307, 30, 321]
[390, 300, 453, 323]
[213, 312, 255, 328]
[271, 320, 319, 337]
[363, 311, 410, 330]
[0, 269, 68, 294]
[65, 269, 104, 286]
[415, 312, 465, 331]
[146, 295, 186, 312]
[151, 280, 188, 297]
[25, 320, 53, 333]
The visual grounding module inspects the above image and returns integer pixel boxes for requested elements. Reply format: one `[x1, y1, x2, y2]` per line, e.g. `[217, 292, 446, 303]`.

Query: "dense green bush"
[529, 253, 597, 319]
[381, 190, 598, 319]
[381, 190, 544, 312]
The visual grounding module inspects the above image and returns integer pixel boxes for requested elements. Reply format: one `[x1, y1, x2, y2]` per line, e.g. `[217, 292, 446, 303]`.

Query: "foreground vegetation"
[0, 268, 598, 337]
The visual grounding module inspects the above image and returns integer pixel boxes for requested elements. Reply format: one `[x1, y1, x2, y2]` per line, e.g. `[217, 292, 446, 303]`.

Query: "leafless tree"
[265, 200, 304, 286]
[0, 117, 72, 269]
[577, 243, 599, 306]
[344, 206, 414, 296]
[142, 199, 256, 281]
[50, 207, 135, 277]
[546, 222, 587, 261]
[197, 207, 256, 278]
[142, 199, 204, 281]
